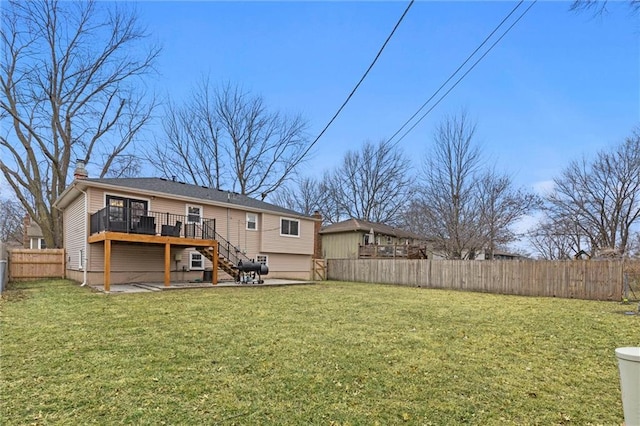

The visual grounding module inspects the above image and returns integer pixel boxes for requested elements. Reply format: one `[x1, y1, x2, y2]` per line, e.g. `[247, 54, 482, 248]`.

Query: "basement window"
[189, 252, 203, 270]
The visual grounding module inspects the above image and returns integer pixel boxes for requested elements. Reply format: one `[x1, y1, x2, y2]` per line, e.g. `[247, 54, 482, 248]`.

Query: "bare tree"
[270, 175, 335, 219]
[148, 81, 310, 199]
[570, 0, 640, 15]
[0, 195, 23, 244]
[146, 79, 224, 189]
[628, 231, 640, 258]
[546, 132, 640, 256]
[413, 112, 485, 259]
[476, 170, 542, 259]
[407, 112, 539, 259]
[324, 139, 413, 225]
[0, 0, 160, 247]
[528, 216, 586, 260]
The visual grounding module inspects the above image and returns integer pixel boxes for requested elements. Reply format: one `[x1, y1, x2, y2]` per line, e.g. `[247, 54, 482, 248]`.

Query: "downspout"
[79, 186, 88, 286]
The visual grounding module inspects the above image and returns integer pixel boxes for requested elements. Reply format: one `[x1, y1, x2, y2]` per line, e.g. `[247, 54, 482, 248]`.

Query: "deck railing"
[90, 207, 217, 240]
[358, 244, 428, 259]
[89, 206, 251, 265]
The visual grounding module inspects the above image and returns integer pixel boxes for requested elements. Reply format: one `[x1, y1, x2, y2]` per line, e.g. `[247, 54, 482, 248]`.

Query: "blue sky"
[138, 0, 639, 196]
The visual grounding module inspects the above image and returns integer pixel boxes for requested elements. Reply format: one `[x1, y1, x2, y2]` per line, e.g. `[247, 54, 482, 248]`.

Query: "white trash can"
[615, 347, 640, 426]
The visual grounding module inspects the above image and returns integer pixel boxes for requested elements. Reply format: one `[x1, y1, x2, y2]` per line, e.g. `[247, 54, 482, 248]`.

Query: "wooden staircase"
[197, 247, 239, 281]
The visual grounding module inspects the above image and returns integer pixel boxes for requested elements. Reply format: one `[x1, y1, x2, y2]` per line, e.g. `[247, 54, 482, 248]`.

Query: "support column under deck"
[104, 239, 111, 292]
[212, 244, 218, 285]
[164, 242, 171, 287]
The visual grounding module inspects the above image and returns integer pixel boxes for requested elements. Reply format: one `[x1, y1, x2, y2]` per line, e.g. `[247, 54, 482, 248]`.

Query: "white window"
[189, 252, 204, 270]
[256, 255, 268, 265]
[30, 238, 46, 249]
[280, 218, 299, 237]
[186, 205, 202, 224]
[246, 213, 257, 231]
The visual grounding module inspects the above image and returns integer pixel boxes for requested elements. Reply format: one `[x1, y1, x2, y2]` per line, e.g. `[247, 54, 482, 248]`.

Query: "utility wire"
[391, 0, 537, 146]
[265, 0, 414, 198]
[387, 0, 525, 145]
[299, 1, 414, 160]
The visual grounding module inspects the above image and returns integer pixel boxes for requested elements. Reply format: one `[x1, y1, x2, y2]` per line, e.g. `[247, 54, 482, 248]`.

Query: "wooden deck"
[88, 231, 218, 292]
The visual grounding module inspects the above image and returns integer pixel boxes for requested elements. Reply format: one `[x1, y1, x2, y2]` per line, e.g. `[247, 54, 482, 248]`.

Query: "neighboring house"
[319, 218, 431, 259]
[54, 167, 317, 289]
[23, 215, 46, 249]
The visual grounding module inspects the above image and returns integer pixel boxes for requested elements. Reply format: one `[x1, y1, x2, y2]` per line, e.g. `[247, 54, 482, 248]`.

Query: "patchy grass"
[1, 279, 638, 425]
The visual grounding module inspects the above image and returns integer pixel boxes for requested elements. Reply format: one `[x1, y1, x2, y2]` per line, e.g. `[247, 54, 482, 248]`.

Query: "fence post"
[61, 249, 66, 278]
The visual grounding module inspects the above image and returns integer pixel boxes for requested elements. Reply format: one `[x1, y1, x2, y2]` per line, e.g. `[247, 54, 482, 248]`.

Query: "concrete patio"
[88, 279, 316, 294]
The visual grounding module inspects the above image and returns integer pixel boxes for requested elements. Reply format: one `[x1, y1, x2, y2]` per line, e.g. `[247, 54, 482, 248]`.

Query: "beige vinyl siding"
[261, 253, 311, 272]
[207, 207, 262, 261]
[87, 186, 105, 212]
[81, 270, 206, 286]
[90, 243, 183, 271]
[64, 192, 87, 270]
[260, 214, 314, 255]
[83, 187, 313, 276]
[321, 232, 363, 259]
[258, 253, 312, 279]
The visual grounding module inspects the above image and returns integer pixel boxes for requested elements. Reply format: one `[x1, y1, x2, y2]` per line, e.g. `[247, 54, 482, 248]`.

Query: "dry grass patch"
[1, 279, 638, 425]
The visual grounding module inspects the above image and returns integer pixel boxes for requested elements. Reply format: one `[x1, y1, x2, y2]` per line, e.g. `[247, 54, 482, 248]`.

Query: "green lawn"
[1, 280, 638, 425]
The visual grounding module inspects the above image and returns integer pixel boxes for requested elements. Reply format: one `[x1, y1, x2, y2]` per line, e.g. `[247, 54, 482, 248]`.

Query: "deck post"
[212, 244, 218, 285]
[104, 239, 111, 292]
[164, 242, 171, 287]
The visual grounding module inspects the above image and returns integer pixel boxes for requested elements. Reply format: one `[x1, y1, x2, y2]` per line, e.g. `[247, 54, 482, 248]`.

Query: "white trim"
[246, 212, 258, 231]
[30, 237, 46, 249]
[280, 217, 300, 237]
[186, 204, 203, 224]
[189, 251, 204, 270]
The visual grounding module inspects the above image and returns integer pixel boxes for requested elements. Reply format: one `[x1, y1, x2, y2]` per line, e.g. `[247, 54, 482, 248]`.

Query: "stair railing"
[212, 230, 251, 267]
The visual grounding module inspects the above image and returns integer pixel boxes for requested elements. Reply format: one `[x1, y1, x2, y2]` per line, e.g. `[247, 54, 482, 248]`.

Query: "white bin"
[615, 347, 640, 426]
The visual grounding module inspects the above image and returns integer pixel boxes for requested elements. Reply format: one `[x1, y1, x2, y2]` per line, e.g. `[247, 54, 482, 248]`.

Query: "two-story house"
[54, 168, 317, 290]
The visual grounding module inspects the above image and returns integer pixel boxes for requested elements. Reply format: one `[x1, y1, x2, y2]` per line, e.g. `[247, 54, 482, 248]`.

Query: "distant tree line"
[1, 0, 638, 260]
[273, 111, 542, 260]
[529, 133, 640, 259]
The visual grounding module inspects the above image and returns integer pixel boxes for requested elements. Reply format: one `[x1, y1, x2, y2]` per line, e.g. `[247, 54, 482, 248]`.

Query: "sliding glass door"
[106, 195, 148, 232]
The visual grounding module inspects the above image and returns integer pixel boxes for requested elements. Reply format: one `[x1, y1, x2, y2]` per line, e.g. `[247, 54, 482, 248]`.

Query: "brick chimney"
[73, 159, 88, 180]
[312, 210, 323, 259]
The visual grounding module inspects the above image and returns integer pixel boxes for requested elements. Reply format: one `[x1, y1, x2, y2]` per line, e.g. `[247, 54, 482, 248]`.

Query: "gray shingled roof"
[85, 177, 306, 217]
[320, 218, 425, 240]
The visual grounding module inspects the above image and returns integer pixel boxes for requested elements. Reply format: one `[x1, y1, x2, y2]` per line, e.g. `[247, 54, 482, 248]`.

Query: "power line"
[387, 0, 525, 145]
[299, 0, 415, 160]
[390, 0, 537, 146]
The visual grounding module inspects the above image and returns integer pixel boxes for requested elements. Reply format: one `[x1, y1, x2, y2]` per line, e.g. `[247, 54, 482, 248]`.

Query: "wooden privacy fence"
[327, 259, 635, 301]
[8, 249, 65, 281]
